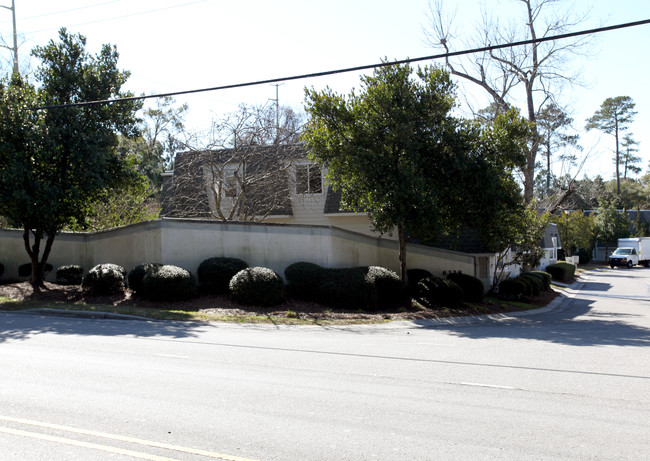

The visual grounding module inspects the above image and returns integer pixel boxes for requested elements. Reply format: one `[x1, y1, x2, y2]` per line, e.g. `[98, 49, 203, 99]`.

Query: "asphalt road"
[1, 267, 649, 460]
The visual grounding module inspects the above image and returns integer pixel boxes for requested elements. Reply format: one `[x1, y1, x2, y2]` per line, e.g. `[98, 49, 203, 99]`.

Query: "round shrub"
[446, 272, 484, 303]
[317, 267, 377, 310]
[406, 269, 432, 298]
[545, 262, 575, 282]
[229, 267, 285, 306]
[141, 265, 197, 301]
[416, 276, 463, 308]
[366, 266, 403, 307]
[127, 263, 163, 293]
[522, 271, 551, 291]
[518, 274, 542, 296]
[497, 277, 528, 300]
[82, 264, 127, 296]
[56, 265, 84, 285]
[285, 262, 325, 301]
[198, 257, 248, 294]
[514, 275, 534, 297]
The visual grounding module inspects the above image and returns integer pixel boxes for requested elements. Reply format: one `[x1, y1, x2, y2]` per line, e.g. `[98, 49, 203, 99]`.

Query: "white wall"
[0, 219, 475, 282]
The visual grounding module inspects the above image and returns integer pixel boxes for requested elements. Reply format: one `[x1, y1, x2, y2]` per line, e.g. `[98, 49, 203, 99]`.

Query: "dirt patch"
[0, 281, 560, 322]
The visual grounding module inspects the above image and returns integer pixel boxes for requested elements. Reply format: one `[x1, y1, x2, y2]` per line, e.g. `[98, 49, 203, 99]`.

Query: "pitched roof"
[161, 144, 307, 219]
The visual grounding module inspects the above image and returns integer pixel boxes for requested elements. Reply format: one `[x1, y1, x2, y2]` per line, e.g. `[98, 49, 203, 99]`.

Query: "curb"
[16, 308, 153, 322]
[366, 276, 587, 330]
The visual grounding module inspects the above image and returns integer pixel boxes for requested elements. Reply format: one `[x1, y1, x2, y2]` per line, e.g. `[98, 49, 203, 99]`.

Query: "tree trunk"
[23, 228, 56, 287]
[397, 224, 409, 288]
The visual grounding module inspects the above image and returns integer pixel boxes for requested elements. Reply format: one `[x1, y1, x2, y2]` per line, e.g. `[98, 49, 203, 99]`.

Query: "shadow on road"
[0, 312, 203, 343]
[409, 272, 650, 347]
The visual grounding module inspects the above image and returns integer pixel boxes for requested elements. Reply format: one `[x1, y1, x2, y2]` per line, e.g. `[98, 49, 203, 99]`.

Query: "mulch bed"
[0, 281, 560, 322]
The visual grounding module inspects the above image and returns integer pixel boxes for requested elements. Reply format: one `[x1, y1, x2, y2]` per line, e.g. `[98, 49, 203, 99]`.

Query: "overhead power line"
[32, 18, 650, 111]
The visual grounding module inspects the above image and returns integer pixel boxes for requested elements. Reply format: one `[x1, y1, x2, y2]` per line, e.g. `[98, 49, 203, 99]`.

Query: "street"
[1, 267, 649, 460]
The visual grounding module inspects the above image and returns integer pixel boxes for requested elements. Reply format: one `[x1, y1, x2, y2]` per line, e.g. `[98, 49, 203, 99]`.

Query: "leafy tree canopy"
[0, 28, 142, 284]
[303, 62, 525, 284]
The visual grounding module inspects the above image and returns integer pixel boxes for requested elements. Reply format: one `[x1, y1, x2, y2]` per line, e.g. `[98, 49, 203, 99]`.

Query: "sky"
[1, 0, 649, 181]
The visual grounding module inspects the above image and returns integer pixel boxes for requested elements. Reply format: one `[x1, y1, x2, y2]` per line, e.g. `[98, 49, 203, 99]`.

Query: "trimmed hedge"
[198, 257, 248, 294]
[56, 265, 84, 285]
[416, 276, 463, 308]
[82, 264, 127, 295]
[127, 263, 163, 293]
[285, 264, 403, 310]
[521, 271, 551, 291]
[545, 262, 575, 282]
[230, 267, 285, 306]
[497, 277, 528, 300]
[284, 262, 325, 301]
[141, 265, 197, 301]
[518, 273, 542, 297]
[446, 272, 484, 303]
[406, 269, 432, 298]
[366, 266, 403, 307]
[318, 267, 377, 310]
[19, 263, 53, 278]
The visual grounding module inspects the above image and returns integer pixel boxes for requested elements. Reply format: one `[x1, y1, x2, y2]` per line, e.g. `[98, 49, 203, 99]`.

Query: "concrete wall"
[0, 218, 475, 282]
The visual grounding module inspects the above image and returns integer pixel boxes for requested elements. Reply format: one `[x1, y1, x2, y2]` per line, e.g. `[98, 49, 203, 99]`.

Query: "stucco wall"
[0, 218, 475, 282]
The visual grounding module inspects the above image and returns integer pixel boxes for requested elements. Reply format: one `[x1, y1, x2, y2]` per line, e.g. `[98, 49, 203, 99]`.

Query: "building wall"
[0, 219, 474, 282]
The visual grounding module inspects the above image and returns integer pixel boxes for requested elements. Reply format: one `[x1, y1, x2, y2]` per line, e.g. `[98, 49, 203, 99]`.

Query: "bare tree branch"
[162, 104, 306, 222]
[424, 0, 593, 202]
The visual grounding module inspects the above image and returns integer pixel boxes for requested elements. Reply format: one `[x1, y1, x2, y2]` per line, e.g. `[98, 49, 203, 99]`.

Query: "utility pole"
[0, 0, 19, 75]
[270, 83, 283, 144]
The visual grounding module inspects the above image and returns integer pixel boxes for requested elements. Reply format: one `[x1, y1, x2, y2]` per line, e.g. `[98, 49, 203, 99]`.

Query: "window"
[295, 164, 322, 194]
[551, 237, 557, 260]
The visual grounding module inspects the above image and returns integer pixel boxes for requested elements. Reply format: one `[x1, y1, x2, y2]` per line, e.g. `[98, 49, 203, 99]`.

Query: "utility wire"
[32, 18, 650, 111]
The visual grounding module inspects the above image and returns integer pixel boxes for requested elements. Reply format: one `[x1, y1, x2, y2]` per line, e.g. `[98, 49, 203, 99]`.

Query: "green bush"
[284, 264, 402, 310]
[518, 274, 541, 296]
[446, 272, 484, 303]
[406, 269, 432, 298]
[198, 257, 248, 294]
[56, 265, 83, 285]
[127, 263, 162, 293]
[141, 264, 197, 301]
[497, 277, 528, 300]
[82, 264, 127, 295]
[19, 263, 53, 278]
[318, 267, 378, 310]
[285, 262, 325, 301]
[366, 266, 403, 307]
[514, 275, 534, 297]
[545, 262, 575, 282]
[229, 267, 285, 306]
[416, 276, 463, 308]
[521, 271, 551, 291]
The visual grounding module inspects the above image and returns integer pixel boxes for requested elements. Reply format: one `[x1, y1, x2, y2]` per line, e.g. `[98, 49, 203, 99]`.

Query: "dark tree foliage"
[0, 29, 141, 285]
[303, 63, 524, 286]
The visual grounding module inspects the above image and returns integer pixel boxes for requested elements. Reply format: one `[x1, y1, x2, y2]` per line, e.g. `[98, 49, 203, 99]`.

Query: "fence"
[0, 218, 476, 282]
